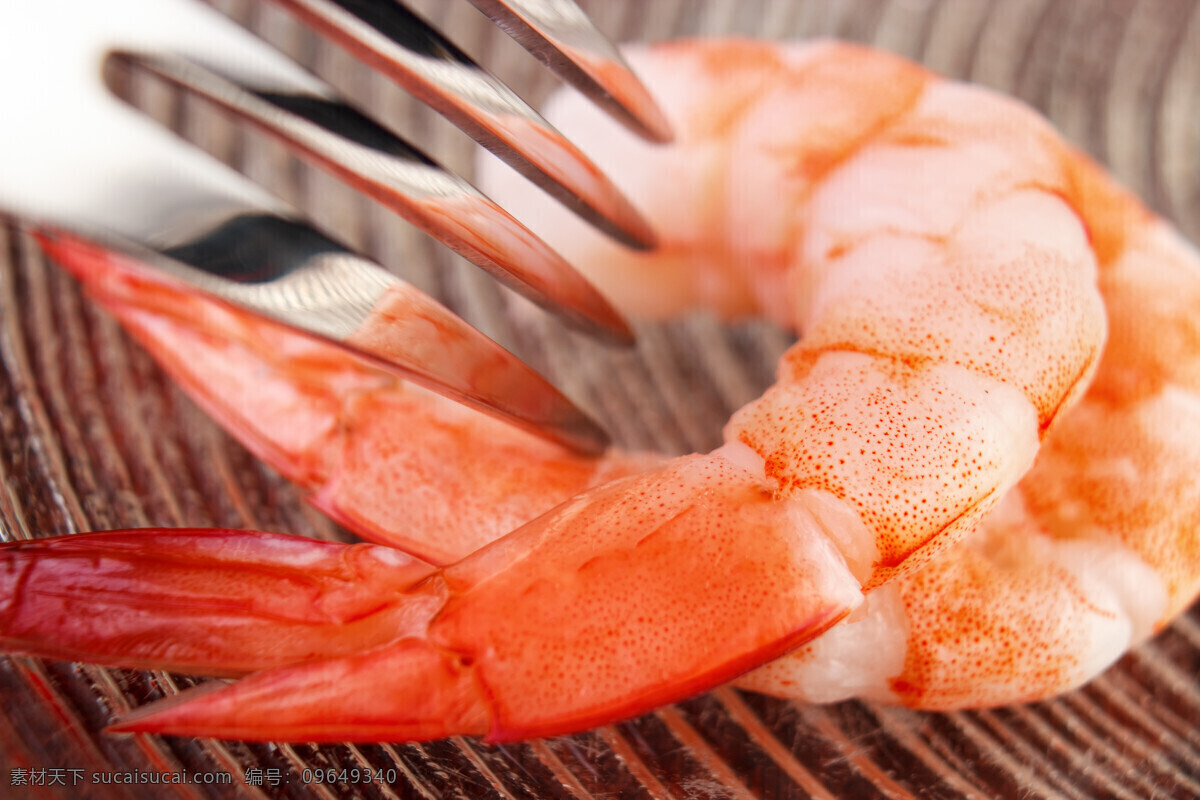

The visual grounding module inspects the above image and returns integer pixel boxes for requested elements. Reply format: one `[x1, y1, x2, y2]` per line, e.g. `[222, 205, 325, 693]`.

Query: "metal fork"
[23, 0, 673, 455]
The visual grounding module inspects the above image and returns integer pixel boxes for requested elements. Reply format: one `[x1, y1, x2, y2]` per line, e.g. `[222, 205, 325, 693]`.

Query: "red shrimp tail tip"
[0, 529, 443, 677]
[107, 639, 492, 742]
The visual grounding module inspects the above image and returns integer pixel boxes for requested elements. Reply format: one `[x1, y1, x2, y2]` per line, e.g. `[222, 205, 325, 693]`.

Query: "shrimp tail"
[33, 229, 359, 493]
[35, 225, 655, 565]
[108, 640, 495, 742]
[0, 529, 445, 678]
[0, 453, 860, 742]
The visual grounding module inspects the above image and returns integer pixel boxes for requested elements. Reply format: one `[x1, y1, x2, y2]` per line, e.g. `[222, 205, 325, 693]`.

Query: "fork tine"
[104, 51, 633, 345]
[467, 0, 673, 143]
[36, 220, 611, 455]
[259, 0, 657, 250]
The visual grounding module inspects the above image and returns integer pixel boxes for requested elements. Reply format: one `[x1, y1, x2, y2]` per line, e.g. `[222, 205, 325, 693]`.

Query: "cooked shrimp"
[0, 38, 1193, 741]
[488, 40, 1200, 709]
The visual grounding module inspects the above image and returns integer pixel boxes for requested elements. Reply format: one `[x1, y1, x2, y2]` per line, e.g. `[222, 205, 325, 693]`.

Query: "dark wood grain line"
[408, 743, 506, 796]
[374, 743, 443, 800]
[0, 659, 128, 800]
[1156, 3, 1200, 234]
[963, 0, 1051, 95]
[1006, 705, 1145, 800]
[1171, 611, 1200, 652]
[637, 325, 721, 452]
[2, 227, 89, 533]
[941, 711, 1068, 800]
[800, 705, 920, 800]
[595, 726, 676, 800]
[1060, 689, 1200, 798]
[78, 267, 210, 532]
[871, 707, 991, 799]
[654, 707, 757, 800]
[971, 709, 1091, 800]
[9, 660, 124, 795]
[1138, 0, 1196, 218]
[452, 737, 521, 800]
[525, 740, 596, 800]
[1123, 641, 1200, 713]
[340, 744, 405, 800]
[279, 744, 363, 800]
[1099, 669, 1200, 760]
[920, 0, 994, 80]
[711, 688, 837, 800]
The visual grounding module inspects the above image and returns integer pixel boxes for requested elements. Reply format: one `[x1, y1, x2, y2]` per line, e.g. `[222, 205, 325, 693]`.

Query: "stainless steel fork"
[27, 0, 673, 455]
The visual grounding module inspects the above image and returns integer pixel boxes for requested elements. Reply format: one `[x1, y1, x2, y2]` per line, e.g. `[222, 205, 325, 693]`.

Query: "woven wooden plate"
[2, 1, 1199, 797]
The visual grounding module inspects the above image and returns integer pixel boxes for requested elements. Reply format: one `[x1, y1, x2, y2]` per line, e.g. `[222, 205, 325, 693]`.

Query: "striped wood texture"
[1, 1, 1198, 797]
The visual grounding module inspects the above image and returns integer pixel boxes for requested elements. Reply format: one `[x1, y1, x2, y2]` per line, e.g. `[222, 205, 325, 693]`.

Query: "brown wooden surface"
[3, 0, 1200, 797]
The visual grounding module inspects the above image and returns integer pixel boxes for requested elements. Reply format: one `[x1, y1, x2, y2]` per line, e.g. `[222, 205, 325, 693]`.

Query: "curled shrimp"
[1, 38, 1197, 742]
[485, 39, 1200, 710]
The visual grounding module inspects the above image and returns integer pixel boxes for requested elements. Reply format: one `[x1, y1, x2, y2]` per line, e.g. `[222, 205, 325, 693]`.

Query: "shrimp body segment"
[0, 38, 1195, 739]
[739, 210, 1200, 709]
